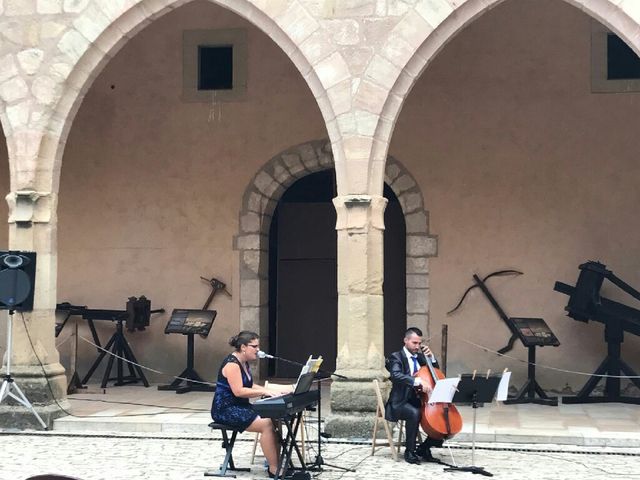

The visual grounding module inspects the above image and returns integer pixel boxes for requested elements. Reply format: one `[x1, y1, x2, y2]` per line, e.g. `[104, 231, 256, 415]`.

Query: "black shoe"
[415, 445, 440, 463]
[404, 450, 422, 465]
[422, 451, 445, 464]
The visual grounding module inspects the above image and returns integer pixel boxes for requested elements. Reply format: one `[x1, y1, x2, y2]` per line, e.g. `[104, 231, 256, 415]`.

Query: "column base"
[325, 411, 376, 438]
[0, 402, 69, 429]
[325, 376, 385, 438]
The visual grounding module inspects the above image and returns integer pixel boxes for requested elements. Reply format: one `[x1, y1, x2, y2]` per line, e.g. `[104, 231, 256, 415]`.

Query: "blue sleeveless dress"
[211, 354, 258, 432]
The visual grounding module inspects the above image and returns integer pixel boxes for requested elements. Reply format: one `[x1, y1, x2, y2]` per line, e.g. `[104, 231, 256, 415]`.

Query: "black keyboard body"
[253, 390, 318, 418]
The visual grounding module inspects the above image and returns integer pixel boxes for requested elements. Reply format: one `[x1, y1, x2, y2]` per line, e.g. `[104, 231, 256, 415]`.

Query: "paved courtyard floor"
[0, 431, 638, 480]
[1, 385, 640, 479]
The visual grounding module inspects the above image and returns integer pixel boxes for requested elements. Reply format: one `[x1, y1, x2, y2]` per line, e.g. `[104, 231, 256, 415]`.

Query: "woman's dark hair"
[228, 330, 259, 350]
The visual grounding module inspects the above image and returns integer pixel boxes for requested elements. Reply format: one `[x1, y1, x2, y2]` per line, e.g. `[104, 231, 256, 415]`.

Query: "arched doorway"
[267, 170, 407, 377]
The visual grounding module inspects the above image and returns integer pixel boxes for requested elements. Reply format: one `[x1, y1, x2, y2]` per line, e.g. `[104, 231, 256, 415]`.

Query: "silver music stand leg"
[0, 310, 48, 430]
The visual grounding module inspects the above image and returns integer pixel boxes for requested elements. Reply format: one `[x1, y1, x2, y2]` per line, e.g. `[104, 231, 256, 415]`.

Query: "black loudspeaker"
[0, 251, 36, 311]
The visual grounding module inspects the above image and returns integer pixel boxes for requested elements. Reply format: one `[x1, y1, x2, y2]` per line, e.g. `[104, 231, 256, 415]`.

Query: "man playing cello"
[385, 327, 444, 464]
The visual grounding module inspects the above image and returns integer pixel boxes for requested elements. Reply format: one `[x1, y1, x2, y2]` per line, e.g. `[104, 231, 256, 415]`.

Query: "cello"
[415, 352, 463, 440]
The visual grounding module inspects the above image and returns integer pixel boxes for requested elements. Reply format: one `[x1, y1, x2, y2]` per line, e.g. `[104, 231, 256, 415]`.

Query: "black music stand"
[158, 309, 217, 394]
[503, 318, 560, 406]
[444, 374, 501, 477]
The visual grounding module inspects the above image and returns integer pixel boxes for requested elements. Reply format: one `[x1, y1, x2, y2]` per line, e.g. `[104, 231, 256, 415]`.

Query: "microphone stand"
[259, 353, 355, 474]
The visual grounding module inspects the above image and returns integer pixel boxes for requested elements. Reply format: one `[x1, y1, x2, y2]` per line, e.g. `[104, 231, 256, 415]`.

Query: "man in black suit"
[385, 327, 444, 464]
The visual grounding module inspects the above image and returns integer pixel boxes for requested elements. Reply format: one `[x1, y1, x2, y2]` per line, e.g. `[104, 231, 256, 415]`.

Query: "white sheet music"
[496, 371, 511, 401]
[428, 377, 461, 404]
[293, 355, 323, 390]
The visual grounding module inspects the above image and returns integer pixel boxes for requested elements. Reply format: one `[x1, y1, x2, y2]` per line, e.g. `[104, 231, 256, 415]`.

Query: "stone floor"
[44, 383, 640, 447]
[0, 430, 639, 480]
[1, 384, 640, 479]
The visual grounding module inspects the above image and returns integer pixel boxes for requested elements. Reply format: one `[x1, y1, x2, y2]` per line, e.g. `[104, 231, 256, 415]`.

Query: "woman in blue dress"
[211, 331, 287, 478]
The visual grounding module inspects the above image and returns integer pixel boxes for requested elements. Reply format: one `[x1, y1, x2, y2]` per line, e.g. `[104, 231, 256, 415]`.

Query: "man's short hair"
[404, 327, 423, 338]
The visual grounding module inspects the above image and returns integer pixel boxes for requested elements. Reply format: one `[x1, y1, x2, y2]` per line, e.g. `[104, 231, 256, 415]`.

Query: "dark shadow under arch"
[266, 170, 407, 377]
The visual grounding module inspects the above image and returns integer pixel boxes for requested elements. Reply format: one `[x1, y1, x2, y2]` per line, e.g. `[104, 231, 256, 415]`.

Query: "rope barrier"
[77, 335, 217, 387]
[67, 330, 640, 384]
[434, 331, 640, 379]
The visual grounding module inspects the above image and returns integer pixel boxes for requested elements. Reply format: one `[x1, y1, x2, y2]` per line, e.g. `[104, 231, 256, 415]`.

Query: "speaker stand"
[0, 310, 48, 429]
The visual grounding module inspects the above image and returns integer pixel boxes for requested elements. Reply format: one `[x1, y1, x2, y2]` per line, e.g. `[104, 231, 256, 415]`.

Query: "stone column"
[0, 163, 68, 429]
[325, 194, 387, 437]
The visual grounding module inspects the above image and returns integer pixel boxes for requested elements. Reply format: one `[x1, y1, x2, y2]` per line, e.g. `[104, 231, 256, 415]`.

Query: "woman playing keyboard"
[211, 331, 289, 478]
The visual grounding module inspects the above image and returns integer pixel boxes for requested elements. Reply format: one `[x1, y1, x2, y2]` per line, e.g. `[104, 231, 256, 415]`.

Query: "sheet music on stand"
[294, 355, 323, 390]
[436, 370, 510, 477]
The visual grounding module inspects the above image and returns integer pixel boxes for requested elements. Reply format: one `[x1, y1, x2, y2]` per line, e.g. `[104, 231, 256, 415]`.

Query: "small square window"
[183, 29, 247, 102]
[592, 21, 640, 93]
[198, 45, 233, 90]
[606, 34, 640, 80]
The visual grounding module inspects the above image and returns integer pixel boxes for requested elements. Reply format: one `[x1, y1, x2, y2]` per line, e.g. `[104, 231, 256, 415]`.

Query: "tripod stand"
[305, 376, 354, 475]
[81, 318, 149, 388]
[0, 310, 48, 429]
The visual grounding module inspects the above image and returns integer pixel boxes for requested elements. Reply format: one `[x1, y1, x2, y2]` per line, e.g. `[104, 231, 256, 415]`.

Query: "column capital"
[333, 194, 387, 231]
[6, 190, 56, 226]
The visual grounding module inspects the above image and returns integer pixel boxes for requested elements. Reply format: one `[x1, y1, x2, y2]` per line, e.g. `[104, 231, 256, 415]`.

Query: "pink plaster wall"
[56, 0, 326, 383]
[391, 0, 640, 391]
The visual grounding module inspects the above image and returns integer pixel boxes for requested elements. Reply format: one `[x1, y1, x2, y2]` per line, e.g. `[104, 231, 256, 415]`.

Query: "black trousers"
[394, 395, 444, 453]
[394, 396, 421, 452]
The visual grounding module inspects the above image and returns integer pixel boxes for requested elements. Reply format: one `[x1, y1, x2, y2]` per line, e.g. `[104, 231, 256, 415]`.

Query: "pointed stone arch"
[44, 0, 340, 195]
[235, 139, 437, 352]
[369, 0, 640, 193]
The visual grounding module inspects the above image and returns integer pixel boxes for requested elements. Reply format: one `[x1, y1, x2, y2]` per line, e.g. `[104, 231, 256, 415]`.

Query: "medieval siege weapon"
[56, 296, 165, 391]
[555, 261, 640, 404]
[449, 269, 560, 406]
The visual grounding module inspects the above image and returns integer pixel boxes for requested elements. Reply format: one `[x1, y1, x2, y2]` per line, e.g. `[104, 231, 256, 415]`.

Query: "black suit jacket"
[384, 349, 438, 422]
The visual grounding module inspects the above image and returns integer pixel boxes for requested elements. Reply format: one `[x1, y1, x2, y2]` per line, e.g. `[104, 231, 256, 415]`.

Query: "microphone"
[257, 350, 275, 359]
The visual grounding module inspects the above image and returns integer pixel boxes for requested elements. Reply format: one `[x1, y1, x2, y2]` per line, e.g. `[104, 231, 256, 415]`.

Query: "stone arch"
[369, 0, 640, 193]
[235, 139, 437, 348]
[46, 0, 339, 194]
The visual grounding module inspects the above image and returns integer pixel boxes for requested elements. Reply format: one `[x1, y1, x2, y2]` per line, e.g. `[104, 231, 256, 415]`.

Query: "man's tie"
[411, 355, 419, 375]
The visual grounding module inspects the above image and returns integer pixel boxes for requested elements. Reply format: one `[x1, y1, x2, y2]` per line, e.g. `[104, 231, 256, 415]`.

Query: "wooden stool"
[204, 422, 251, 477]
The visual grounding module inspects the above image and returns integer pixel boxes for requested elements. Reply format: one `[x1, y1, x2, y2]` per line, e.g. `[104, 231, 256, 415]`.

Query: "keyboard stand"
[273, 410, 308, 480]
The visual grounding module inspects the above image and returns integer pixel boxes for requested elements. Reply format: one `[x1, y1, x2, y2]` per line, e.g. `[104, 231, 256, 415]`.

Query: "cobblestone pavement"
[0, 432, 639, 480]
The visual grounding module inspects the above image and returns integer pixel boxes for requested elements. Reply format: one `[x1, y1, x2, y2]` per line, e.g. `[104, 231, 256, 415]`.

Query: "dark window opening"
[198, 45, 233, 90]
[607, 34, 640, 80]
